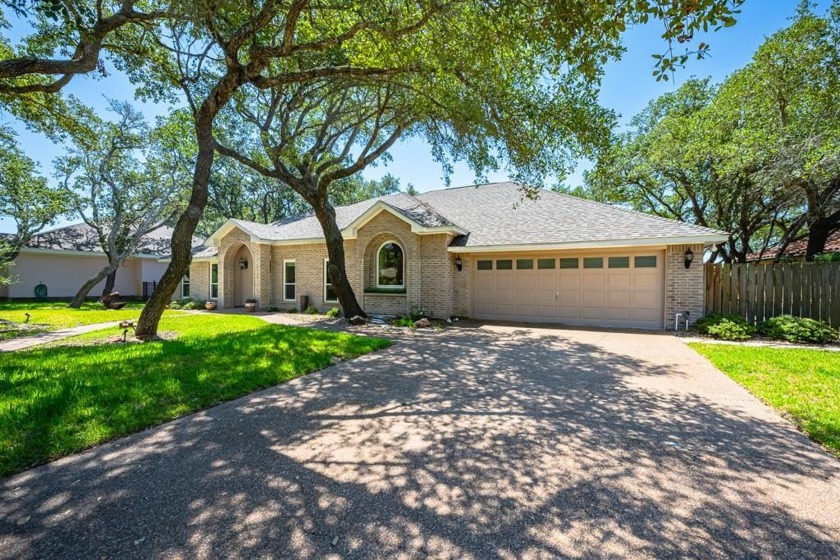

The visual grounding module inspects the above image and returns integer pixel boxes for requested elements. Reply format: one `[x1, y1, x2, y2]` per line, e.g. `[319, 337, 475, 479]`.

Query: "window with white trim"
[210, 264, 218, 299]
[181, 269, 190, 298]
[377, 241, 404, 287]
[324, 260, 338, 302]
[284, 260, 296, 301]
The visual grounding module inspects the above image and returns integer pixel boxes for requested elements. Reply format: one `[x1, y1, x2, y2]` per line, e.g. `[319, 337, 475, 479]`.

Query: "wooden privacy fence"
[705, 262, 840, 327]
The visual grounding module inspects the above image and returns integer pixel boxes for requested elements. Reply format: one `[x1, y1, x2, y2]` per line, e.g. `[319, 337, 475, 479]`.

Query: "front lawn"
[0, 314, 391, 477]
[691, 343, 840, 457]
[0, 301, 155, 340]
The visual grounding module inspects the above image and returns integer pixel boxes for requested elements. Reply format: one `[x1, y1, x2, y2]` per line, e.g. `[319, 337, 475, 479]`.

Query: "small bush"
[409, 305, 426, 321]
[304, 305, 319, 315]
[758, 315, 839, 344]
[393, 316, 415, 328]
[287, 308, 299, 314]
[706, 319, 754, 341]
[695, 313, 748, 334]
[325, 307, 341, 318]
[267, 306, 281, 312]
[180, 299, 202, 310]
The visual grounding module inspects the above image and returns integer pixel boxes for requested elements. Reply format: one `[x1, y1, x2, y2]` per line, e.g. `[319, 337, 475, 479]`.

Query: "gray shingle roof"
[20, 223, 204, 256]
[415, 182, 727, 247]
[214, 181, 726, 249]
[230, 193, 456, 241]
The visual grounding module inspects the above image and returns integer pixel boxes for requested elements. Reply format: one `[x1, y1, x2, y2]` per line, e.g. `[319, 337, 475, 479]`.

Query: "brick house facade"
[186, 183, 726, 330]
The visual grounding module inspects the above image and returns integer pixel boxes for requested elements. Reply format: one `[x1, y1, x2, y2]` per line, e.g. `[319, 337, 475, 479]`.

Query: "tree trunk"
[805, 218, 834, 259]
[69, 260, 119, 308]
[134, 70, 245, 338]
[101, 269, 118, 299]
[311, 197, 366, 318]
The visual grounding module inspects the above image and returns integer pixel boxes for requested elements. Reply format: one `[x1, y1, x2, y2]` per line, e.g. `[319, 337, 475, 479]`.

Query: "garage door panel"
[607, 290, 631, 305]
[472, 251, 664, 329]
[582, 291, 605, 305]
[634, 273, 659, 288]
[608, 274, 631, 287]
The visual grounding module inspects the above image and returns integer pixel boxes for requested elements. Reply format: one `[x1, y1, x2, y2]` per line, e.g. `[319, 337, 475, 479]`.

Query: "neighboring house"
[189, 182, 727, 330]
[746, 230, 840, 262]
[0, 224, 202, 301]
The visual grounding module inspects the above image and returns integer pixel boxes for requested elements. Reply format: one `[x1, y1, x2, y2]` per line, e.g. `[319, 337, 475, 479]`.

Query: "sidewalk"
[0, 322, 119, 352]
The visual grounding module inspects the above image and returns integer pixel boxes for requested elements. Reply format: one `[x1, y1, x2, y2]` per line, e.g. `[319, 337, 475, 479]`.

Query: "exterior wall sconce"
[239, 258, 249, 270]
[455, 255, 463, 271]
[684, 248, 694, 269]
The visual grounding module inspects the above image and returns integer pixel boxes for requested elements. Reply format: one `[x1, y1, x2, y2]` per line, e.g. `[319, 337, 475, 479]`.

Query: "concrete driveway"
[1, 323, 838, 559]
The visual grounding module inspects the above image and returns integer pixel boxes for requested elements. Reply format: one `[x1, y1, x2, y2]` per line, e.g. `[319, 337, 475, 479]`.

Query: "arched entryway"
[227, 244, 254, 306]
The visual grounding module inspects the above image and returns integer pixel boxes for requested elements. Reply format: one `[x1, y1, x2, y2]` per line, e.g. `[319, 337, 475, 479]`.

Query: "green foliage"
[0, 301, 160, 338]
[287, 308, 299, 314]
[409, 306, 426, 322]
[266, 306, 281, 312]
[696, 313, 754, 341]
[0, 126, 71, 263]
[757, 315, 839, 344]
[691, 343, 840, 457]
[813, 252, 840, 262]
[325, 307, 341, 318]
[706, 320, 755, 341]
[168, 298, 200, 310]
[0, 314, 391, 476]
[392, 316, 416, 328]
[581, 2, 840, 262]
[304, 305, 319, 315]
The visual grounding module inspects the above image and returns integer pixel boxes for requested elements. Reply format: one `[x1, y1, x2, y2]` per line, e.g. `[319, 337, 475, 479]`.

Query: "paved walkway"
[0, 322, 120, 352]
[1, 324, 838, 558]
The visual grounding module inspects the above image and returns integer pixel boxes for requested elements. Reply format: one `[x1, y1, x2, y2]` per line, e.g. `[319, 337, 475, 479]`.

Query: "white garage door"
[472, 251, 665, 329]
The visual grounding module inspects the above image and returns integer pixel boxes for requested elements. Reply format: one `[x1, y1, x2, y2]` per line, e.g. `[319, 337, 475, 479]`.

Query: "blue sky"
[0, 0, 829, 232]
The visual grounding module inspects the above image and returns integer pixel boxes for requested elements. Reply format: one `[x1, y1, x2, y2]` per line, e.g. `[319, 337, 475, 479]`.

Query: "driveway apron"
[1, 324, 838, 558]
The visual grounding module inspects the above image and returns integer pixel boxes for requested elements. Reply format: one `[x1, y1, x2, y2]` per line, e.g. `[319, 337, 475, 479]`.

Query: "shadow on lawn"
[0, 324, 387, 477]
[0, 326, 838, 558]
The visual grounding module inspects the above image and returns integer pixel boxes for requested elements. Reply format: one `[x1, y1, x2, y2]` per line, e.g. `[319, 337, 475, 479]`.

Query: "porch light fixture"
[455, 255, 463, 271]
[239, 257, 249, 270]
[684, 248, 694, 269]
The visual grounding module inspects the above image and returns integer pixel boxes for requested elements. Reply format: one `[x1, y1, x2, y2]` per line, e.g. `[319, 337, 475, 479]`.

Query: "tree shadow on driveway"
[1, 326, 838, 558]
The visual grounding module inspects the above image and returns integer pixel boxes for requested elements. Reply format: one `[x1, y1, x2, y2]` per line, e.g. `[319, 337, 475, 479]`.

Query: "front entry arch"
[227, 244, 254, 306]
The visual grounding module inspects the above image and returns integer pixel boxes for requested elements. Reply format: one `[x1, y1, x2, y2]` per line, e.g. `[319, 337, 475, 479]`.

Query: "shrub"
[180, 299, 202, 310]
[287, 308, 299, 314]
[705, 319, 754, 341]
[325, 307, 341, 318]
[393, 316, 415, 328]
[757, 315, 839, 344]
[304, 305, 319, 315]
[408, 305, 426, 321]
[695, 313, 748, 334]
[267, 306, 281, 312]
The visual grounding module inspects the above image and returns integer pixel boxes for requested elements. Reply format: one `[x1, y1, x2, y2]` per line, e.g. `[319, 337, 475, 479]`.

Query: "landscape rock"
[414, 318, 431, 328]
[348, 315, 367, 326]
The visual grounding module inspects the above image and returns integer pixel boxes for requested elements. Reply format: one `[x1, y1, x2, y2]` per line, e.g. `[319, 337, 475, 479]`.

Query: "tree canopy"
[580, 0, 840, 262]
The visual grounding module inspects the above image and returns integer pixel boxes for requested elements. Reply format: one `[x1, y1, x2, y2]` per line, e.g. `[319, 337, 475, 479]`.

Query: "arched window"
[377, 242, 404, 287]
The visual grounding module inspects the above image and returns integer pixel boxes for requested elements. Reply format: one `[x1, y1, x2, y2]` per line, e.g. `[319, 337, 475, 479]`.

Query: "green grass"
[691, 343, 840, 456]
[0, 301, 157, 340]
[0, 314, 391, 477]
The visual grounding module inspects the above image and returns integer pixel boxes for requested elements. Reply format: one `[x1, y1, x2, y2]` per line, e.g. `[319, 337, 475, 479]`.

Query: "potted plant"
[205, 300, 217, 311]
[244, 298, 257, 312]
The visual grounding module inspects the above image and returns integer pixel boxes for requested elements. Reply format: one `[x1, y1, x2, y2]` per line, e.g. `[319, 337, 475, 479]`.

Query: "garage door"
[472, 251, 665, 329]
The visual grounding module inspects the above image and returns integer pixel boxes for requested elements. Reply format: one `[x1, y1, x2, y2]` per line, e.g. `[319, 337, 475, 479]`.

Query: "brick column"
[665, 243, 705, 330]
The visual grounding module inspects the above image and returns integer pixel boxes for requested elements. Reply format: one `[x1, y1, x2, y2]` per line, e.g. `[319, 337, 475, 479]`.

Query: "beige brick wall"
[451, 252, 471, 317]
[665, 243, 705, 329]
[188, 261, 211, 302]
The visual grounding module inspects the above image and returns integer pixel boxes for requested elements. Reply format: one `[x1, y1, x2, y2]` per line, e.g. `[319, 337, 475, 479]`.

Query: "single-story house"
[0, 224, 202, 301]
[188, 182, 727, 330]
[746, 230, 840, 262]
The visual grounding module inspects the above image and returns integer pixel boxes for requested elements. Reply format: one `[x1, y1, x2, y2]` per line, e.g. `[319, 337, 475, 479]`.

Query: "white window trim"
[376, 240, 405, 289]
[283, 259, 296, 302]
[324, 259, 338, 303]
[210, 263, 218, 299]
[181, 272, 190, 299]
